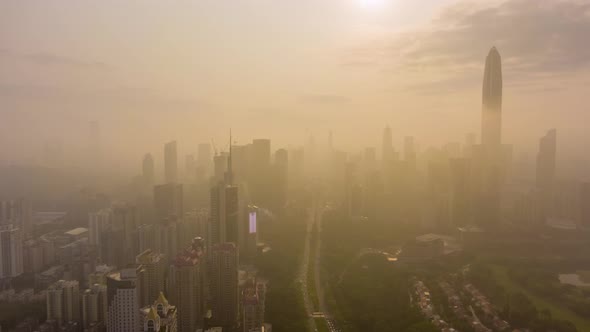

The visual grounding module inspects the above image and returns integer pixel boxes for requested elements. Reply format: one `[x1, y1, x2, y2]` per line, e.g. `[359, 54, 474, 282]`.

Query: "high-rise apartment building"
[209, 243, 239, 330]
[136, 249, 166, 308]
[168, 238, 206, 332]
[47, 280, 81, 326]
[0, 224, 24, 278]
[241, 278, 267, 332]
[0, 199, 32, 238]
[88, 208, 112, 262]
[82, 283, 107, 329]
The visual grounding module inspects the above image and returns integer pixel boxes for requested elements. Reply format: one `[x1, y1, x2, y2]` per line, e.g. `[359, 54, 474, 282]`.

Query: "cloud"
[297, 93, 351, 105]
[349, 0, 590, 93]
[0, 48, 112, 69]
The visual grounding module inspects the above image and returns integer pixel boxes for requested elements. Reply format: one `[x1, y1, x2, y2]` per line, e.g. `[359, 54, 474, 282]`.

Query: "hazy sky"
[1, 0, 589, 171]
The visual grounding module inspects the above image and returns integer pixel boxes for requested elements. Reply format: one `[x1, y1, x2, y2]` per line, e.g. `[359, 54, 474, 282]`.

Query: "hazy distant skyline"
[2, 0, 590, 174]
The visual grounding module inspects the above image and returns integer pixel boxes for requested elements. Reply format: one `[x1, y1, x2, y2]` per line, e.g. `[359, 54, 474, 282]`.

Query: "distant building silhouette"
[382, 126, 394, 162]
[143, 153, 155, 187]
[88, 121, 101, 169]
[536, 129, 557, 191]
[165, 141, 178, 184]
[274, 148, 289, 209]
[154, 184, 184, 222]
[404, 136, 417, 171]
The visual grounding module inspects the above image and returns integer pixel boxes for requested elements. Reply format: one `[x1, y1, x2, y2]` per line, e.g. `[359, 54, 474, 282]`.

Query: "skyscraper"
[0, 199, 32, 238]
[210, 243, 239, 330]
[0, 224, 23, 278]
[213, 153, 228, 183]
[47, 280, 81, 326]
[241, 278, 267, 332]
[209, 183, 239, 246]
[82, 283, 107, 329]
[168, 239, 206, 332]
[382, 126, 394, 162]
[154, 183, 184, 222]
[472, 47, 506, 229]
[251, 139, 271, 169]
[197, 143, 212, 175]
[274, 149, 289, 209]
[106, 267, 144, 332]
[251, 139, 271, 205]
[112, 204, 140, 265]
[209, 136, 240, 248]
[404, 136, 417, 170]
[185, 154, 196, 182]
[136, 249, 166, 308]
[143, 153, 155, 187]
[481, 47, 503, 147]
[536, 129, 557, 191]
[165, 141, 178, 184]
[88, 208, 112, 261]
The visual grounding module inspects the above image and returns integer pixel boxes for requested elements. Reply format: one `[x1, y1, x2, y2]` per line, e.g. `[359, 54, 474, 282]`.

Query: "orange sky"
[1, 0, 589, 174]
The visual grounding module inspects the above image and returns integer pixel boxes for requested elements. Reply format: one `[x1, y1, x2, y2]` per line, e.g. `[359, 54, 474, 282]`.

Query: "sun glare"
[358, 0, 386, 10]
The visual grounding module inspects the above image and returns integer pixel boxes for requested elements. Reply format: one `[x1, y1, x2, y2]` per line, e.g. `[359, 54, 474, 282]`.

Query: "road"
[311, 205, 341, 332]
[298, 205, 318, 332]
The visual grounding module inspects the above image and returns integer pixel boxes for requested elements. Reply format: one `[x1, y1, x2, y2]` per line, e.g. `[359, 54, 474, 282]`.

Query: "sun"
[358, 0, 386, 10]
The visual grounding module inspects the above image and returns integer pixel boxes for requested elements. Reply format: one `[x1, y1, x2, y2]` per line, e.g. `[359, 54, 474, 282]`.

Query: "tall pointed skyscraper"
[209, 131, 239, 247]
[481, 47, 503, 146]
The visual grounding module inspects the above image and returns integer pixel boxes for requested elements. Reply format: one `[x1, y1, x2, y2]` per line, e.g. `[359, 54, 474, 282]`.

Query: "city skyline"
[1, 2, 590, 332]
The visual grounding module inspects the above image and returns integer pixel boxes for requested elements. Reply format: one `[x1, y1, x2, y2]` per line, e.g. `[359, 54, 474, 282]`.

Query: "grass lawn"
[491, 265, 590, 331]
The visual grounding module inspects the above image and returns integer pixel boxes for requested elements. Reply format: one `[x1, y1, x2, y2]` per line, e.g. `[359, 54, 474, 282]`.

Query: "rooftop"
[174, 247, 203, 267]
[34, 212, 67, 225]
[65, 227, 88, 236]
